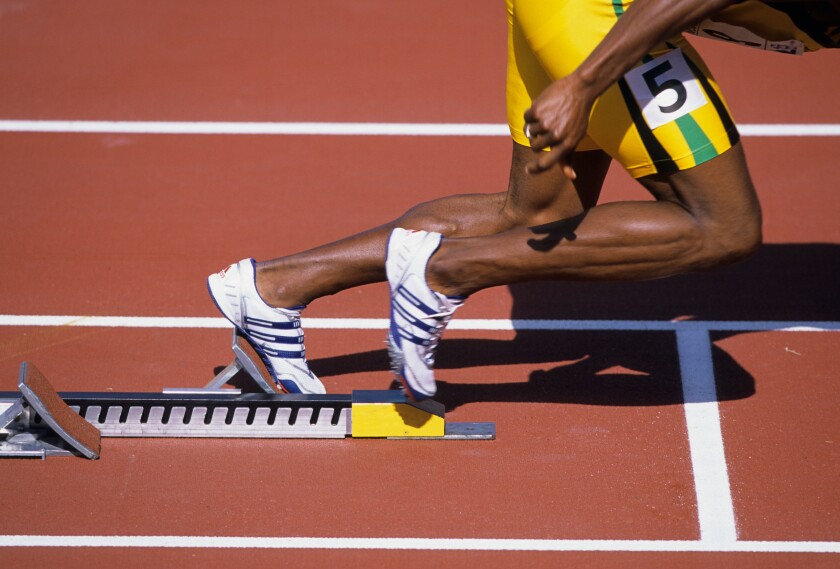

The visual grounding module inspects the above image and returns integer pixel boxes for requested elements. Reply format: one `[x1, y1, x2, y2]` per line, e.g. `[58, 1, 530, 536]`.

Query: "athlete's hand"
[523, 74, 596, 179]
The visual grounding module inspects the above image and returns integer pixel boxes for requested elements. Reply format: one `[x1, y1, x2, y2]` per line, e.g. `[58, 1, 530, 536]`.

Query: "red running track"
[0, 2, 839, 567]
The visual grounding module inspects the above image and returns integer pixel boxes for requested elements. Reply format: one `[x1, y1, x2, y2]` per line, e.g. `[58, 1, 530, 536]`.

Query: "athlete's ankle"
[425, 243, 474, 299]
[254, 264, 307, 310]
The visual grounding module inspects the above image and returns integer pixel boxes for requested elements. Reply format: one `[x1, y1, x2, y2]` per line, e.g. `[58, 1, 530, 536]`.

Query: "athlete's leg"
[255, 144, 610, 308]
[425, 141, 761, 296]
[210, 142, 608, 394]
[420, 0, 760, 295]
[253, 0, 612, 309]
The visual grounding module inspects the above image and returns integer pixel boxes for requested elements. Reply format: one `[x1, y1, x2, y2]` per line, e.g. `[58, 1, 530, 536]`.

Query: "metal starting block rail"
[0, 330, 494, 459]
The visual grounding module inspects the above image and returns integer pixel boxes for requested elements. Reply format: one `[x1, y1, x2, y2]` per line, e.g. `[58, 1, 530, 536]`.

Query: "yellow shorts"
[506, 0, 741, 178]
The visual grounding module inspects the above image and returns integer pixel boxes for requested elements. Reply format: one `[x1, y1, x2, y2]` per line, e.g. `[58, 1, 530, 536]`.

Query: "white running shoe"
[386, 228, 464, 400]
[207, 259, 325, 394]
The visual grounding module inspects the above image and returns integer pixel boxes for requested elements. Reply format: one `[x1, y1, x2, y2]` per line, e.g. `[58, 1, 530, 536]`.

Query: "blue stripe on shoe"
[392, 300, 436, 334]
[262, 346, 306, 359]
[398, 328, 433, 346]
[278, 379, 303, 393]
[396, 286, 438, 316]
[246, 330, 305, 344]
[389, 305, 403, 349]
[244, 316, 300, 329]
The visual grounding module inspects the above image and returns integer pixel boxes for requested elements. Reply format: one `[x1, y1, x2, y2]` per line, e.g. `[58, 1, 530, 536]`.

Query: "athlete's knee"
[502, 172, 583, 228]
[719, 212, 762, 261]
[705, 180, 763, 267]
[500, 193, 561, 228]
[694, 206, 763, 270]
[504, 147, 609, 227]
[394, 193, 511, 237]
[647, 145, 763, 271]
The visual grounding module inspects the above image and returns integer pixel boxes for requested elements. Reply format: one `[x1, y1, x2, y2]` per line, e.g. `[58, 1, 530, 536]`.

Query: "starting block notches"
[51, 392, 353, 439]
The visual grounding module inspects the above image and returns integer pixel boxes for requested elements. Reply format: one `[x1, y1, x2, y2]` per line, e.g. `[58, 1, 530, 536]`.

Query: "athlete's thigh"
[638, 141, 760, 226]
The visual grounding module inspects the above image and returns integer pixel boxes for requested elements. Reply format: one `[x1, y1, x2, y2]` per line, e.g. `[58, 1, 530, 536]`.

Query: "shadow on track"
[239, 243, 840, 409]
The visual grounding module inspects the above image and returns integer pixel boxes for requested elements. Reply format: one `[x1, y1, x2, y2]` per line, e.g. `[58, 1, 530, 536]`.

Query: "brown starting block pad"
[234, 332, 285, 394]
[0, 363, 100, 459]
[19, 363, 100, 459]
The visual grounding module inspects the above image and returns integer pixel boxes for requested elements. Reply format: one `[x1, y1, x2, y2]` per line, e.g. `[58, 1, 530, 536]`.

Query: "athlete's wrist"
[567, 68, 601, 108]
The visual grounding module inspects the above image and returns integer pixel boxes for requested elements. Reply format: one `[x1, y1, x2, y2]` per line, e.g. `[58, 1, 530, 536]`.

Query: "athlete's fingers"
[527, 122, 566, 152]
[525, 148, 559, 174]
[523, 120, 547, 146]
[525, 145, 577, 179]
[523, 106, 541, 128]
[526, 129, 548, 150]
[523, 106, 551, 137]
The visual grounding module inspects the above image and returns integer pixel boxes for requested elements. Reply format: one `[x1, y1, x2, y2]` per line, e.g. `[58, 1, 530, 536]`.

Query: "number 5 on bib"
[624, 49, 708, 130]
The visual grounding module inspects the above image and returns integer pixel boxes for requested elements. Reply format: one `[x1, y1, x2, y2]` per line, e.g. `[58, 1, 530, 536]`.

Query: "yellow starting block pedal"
[352, 390, 445, 438]
[351, 390, 494, 440]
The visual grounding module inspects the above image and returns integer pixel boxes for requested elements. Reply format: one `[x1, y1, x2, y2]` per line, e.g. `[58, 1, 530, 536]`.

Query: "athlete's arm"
[523, 0, 738, 177]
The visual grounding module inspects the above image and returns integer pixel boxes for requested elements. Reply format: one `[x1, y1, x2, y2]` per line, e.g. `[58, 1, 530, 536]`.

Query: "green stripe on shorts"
[675, 114, 720, 167]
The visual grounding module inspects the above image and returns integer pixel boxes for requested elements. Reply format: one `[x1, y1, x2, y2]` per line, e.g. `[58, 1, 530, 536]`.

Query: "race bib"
[624, 49, 708, 130]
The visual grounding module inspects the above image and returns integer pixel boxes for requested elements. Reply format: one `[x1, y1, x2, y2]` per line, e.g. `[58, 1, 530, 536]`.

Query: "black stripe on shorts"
[617, 77, 679, 175]
[672, 44, 740, 147]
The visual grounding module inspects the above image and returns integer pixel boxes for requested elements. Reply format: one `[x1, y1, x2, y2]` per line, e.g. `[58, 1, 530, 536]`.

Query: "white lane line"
[0, 315, 838, 331]
[0, 120, 839, 137]
[0, 121, 507, 136]
[739, 124, 840, 136]
[0, 535, 838, 552]
[677, 329, 738, 543]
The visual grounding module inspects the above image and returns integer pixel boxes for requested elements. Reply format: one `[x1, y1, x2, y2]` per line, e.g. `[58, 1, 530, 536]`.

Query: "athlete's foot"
[385, 228, 464, 400]
[207, 259, 325, 394]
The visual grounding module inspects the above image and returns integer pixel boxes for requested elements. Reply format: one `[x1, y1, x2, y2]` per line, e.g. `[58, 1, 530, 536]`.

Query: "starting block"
[0, 330, 494, 459]
[0, 363, 100, 459]
[193, 329, 282, 395]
